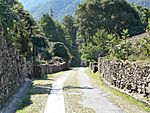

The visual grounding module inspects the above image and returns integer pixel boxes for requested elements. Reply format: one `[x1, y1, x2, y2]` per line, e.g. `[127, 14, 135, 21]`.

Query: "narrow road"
[45, 68, 125, 113]
[77, 68, 125, 113]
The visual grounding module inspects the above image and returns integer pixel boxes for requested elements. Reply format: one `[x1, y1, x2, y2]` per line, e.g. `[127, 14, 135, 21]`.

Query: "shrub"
[52, 42, 70, 62]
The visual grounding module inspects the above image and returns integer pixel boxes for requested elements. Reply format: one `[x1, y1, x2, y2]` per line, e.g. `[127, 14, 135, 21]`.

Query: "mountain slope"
[19, 0, 150, 21]
[127, 0, 150, 8]
[19, 0, 82, 21]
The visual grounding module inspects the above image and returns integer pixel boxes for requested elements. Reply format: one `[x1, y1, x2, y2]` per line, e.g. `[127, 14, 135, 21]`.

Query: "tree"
[52, 42, 70, 63]
[39, 14, 57, 42]
[55, 23, 68, 45]
[63, 15, 80, 66]
[75, 0, 146, 44]
[76, 0, 101, 44]
[0, 1, 37, 56]
[13, 2, 37, 55]
[75, 0, 150, 62]
[0, 0, 18, 41]
[31, 35, 51, 61]
[109, 40, 133, 61]
[80, 29, 111, 62]
[39, 14, 68, 45]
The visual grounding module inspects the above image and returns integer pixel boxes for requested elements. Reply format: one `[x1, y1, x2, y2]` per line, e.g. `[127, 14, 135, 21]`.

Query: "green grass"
[85, 68, 150, 113]
[16, 71, 65, 113]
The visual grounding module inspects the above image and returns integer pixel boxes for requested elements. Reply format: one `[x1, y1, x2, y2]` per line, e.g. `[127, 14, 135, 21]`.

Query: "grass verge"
[63, 70, 95, 113]
[16, 71, 65, 113]
[85, 68, 150, 113]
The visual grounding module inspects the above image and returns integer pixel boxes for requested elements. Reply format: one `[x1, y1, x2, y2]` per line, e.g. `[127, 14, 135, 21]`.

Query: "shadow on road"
[17, 82, 52, 111]
[63, 85, 94, 91]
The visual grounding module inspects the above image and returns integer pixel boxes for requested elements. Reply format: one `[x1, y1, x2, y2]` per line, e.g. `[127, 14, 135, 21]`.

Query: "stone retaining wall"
[0, 28, 68, 109]
[98, 58, 150, 97]
[0, 30, 25, 109]
[35, 63, 68, 77]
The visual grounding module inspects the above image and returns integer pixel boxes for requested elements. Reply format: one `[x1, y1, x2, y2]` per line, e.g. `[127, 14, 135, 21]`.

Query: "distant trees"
[52, 42, 70, 63]
[38, 14, 71, 64]
[62, 15, 80, 66]
[80, 29, 111, 62]
[75, 0, 150, 62]
[1, 0, 150, 66]
[0, 0, 72, 65]
[39, 14, 57, 42]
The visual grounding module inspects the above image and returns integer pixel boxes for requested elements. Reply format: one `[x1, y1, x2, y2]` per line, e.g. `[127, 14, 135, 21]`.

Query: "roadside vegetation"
[1, 0, 150, 112]
[85, 69, 150, 113]
[76, 0, 150, 63]
[16, 72, 64, 113]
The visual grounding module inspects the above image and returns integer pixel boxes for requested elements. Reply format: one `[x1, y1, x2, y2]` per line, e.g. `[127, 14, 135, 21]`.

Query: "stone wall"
[0, 30, 26, 109]
[98, 58, 150, 97]
[0, 28, 68, 109]
[34, 63, 68, 77]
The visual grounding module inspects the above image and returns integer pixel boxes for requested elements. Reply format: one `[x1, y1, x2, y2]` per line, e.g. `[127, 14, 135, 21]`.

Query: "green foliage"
[39, 14, 67, 44]
[76, 0, 146, 42]
[75, 0, 150, 62]
[39, 14, 57, 42]
[121, 29, 129, 39]
[109, 36, 150, 61]
[80, 29, 111, 62]
[0, 0, 18, 40]
[146, 18, 150, 32]
[31, 35, 52, 61]
[31, 35, 48, 48]
[0, 1, 38, 56]
[110, 40, 133, 61]
[1, 0, 150, 65]
[134, 37, 150, 57]
[52, 42, 70, 62]
[62, 15, 80, 66]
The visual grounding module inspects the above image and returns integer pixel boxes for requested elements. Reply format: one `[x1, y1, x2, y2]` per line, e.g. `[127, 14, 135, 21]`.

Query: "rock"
[97, 58, 150, 97]
[0, 29, 25, 109]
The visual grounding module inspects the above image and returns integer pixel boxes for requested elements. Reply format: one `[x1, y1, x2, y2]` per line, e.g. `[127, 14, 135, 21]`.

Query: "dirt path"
[77, 68, 125, 113]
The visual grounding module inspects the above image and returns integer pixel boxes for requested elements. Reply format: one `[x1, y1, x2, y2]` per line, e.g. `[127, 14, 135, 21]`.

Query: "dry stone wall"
[0, 30, 25, 109]
[98, 58, 150, 97]
[35, 63, 68, 77]
[0, 29, 68, 109]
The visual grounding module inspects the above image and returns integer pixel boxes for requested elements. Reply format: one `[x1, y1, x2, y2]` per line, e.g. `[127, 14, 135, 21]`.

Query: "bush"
[109, 36, 150, 61]
[49, 56, 64, 64]
[52, 42, 70, 62]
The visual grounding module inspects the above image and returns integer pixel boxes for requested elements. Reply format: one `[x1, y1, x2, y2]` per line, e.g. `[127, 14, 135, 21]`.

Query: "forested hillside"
[1, 0, 150, 67]
[0, 0, 80, 67]
[18, 0, 82, 20]
[19, 0, 150, 21]
[75, 0, 150, 62]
